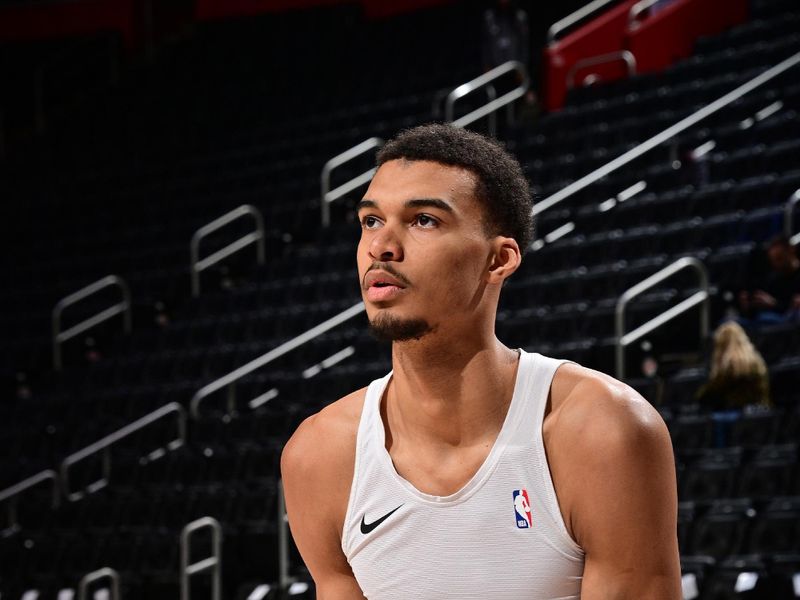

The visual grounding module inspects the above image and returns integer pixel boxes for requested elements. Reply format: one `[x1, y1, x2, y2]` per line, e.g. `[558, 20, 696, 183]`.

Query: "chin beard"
[368, 313, 434, 342]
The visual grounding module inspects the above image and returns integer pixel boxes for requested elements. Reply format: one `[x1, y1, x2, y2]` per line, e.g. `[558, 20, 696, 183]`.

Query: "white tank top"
[341, 351, 585, 599]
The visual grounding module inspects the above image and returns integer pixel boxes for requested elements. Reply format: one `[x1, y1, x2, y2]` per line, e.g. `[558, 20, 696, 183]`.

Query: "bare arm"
[549, 370, 681, 599]
[281, 396, 367, 600]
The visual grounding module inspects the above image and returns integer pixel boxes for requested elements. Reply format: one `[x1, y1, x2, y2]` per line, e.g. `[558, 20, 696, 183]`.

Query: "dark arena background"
[1, 0, 799, 597]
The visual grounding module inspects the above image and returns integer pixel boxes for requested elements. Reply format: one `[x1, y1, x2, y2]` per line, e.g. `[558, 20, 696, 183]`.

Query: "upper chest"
[387, 439, 496, 497]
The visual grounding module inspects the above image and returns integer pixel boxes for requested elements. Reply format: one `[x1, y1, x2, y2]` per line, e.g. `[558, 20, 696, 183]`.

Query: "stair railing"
[181, 517, 222, 600]
[190, 302, 365, 418]
[320, 61, 525, 230]
[566, 50, 637, 89]
[628, 0, 664, 28]
[785, 188, 800, 246]
[52, 275, 132, 371]
[200, 56, 800, 419]
[534, 51, 800, 218]
[199, 56, 800, 417]
[445, 60, 529, 136]
[60, 402, 186, 501]
[78, 567, 121, 600]
[0, 469, 59, 536]
[191, 204, 266, 297]
[437, 83, 499, 132]
[321, 137, 384, 227]
[615, 257, 709, 380]
[548, 0, 623, 44]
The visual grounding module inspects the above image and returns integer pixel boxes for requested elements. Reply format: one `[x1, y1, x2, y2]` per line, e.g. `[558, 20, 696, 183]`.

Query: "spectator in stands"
[282, 124, 680, 599]
[737, 234, 800, 324]
[696, 321, 771, 410]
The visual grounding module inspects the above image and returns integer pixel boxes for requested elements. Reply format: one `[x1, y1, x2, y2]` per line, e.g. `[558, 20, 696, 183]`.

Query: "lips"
[363, 270, 407, 303]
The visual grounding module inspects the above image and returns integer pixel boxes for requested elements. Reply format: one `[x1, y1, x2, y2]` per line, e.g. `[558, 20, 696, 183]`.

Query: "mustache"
[362, 262, 412, 289]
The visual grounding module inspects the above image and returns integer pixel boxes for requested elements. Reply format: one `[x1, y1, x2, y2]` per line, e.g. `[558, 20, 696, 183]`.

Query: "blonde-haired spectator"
[695, 321, 770, 410]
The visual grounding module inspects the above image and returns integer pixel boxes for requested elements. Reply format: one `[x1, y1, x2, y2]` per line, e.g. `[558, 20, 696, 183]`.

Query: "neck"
[385, 328, 520, 448]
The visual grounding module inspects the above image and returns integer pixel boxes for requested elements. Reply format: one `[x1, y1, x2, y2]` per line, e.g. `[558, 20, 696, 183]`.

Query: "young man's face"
[356, 159, 496, 342]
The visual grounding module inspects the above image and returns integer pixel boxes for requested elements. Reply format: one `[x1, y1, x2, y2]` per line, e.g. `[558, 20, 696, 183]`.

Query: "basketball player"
[281, 124, 681, 599]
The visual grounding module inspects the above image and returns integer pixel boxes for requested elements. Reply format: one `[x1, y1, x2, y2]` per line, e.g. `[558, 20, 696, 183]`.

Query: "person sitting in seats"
[695, 321, 771, 411]
[737, 235, 800, 324]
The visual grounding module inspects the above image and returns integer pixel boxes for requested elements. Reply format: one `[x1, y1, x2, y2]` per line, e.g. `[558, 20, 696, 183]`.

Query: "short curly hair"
[376, 123, 534, 252]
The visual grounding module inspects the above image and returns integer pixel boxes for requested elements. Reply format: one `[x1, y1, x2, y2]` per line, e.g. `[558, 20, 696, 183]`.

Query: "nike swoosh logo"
[360, 504, 403, 534]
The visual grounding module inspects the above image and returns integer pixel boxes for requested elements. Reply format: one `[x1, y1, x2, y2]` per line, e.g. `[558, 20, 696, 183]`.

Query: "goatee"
[368, 313, 434, 342]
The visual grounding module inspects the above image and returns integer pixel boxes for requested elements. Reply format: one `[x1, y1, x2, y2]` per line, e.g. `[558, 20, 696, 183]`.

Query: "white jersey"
[342, 351, 585, 599]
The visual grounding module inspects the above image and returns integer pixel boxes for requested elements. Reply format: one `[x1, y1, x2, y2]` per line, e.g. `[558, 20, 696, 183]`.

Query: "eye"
[360, 215, 382, 230]
[413, 214, 438, 228]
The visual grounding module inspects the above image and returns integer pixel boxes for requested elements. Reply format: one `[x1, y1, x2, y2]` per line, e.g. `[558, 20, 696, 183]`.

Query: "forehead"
[363, 159, 479, 208]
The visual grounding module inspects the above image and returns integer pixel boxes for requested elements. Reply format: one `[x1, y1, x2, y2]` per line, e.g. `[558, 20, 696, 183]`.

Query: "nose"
[368, 224, 403, 262]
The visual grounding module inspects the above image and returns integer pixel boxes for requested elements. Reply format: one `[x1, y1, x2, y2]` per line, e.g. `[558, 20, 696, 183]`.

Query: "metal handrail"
[320, 63, 524, 230]
[533, 51, 800, 217]
[785, 188, 800, 246]
[438, 83, 499, 136]
[189, 55, 797, 427]
[191, 204, 265, 297]
[181, 517, 222, 600]
[445, 60, 529, 135]
[278, 480, 295, 592]
[0, 469, 59, 535]
[191, 302, 365, 418]
[78, 567, 120, 600]
[60, 402, 186, 501]
[628, 0, 661, 28]
[615, 257, 709, 380]
[566, 50, 637, 89]
[52, 275, 132, 371]
[321, 137, 384, 228]
[548, 0, 623, 44]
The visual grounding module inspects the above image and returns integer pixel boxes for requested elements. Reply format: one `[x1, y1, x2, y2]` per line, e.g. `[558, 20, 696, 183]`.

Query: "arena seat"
[746, 496, 800, 555]
[680, 448, 743, 502]
[2, 0, 800, 596]
[687, 498, 755, 559]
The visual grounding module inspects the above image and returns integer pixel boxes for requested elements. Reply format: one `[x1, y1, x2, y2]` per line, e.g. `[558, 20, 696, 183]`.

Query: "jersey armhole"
[537, 360, 585, 557]
[340, 394, 368, 557]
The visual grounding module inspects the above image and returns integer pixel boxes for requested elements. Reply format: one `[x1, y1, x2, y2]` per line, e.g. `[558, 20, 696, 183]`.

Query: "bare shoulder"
[281, 387, 368, 553]
[281, 387, 367, 482]
[544, 363, 675, 536]
[281, 389, 372, 596]
[548, 362, 669, 449]
[547, 364, 680, 597]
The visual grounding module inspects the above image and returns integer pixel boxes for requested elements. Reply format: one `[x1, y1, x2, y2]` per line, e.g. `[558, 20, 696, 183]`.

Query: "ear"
[487, 237, 522, 284]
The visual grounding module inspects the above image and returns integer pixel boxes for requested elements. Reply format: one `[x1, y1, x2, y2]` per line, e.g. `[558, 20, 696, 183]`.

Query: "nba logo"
[512, 489, 532, 529]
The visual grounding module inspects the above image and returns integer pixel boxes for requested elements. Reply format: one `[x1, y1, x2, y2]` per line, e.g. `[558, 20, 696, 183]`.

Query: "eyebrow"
[356, 198, 455, 213]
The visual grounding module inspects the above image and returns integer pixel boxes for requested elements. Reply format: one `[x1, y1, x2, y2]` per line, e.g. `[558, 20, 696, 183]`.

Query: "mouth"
[369, 278, 405, 289]
[363, 269, 408, 303]
[366, 282, 405, 303]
